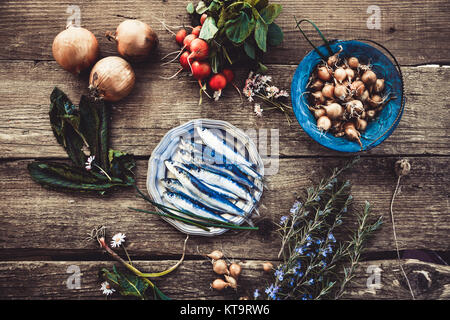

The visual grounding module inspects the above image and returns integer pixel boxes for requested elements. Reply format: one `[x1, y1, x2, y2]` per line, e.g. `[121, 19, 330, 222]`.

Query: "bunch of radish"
[166, 15, 237, 103]
[307, 47, 390, 149]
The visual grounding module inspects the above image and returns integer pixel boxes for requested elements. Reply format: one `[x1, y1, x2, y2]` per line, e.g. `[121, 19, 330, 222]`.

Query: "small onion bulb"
[212, 259, 229, 275]
[211, 279, 230, 291]
[317, 115, 332, 131]
[229, 263, 242, 279]
[348, 57, 359, 69]
[52, 26, 99, 74]
[89, 56, 135, 102]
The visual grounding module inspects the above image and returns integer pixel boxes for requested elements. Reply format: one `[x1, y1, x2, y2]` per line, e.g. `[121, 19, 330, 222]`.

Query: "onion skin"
[262, 262, 273, 273]
[206, 250, 223, 261]
[317, 115, 332, 131]
[89, 56, 135, 102]
[112, 20, 158, 61]
[52, 26, 99, 74]
[212, 259, 229, 275]
[323, 103, 343, 120]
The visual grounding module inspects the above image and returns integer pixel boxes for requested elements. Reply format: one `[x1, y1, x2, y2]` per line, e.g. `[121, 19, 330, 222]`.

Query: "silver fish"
[164, 160, 247, 218]
[196, 127, 255, 168]
[183, 163, 254, 203]
[162, 191, 230, 223]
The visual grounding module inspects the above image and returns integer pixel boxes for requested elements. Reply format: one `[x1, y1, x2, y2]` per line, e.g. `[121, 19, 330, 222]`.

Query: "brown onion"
[229, 263, 242, 279]
[324, 103, 343, 120]
[311, 91, 326, 104]
[212, 259, 229, 275]
[89, 56, 135, 102]
[108, 19, 158, 61]
[348, 57, 359, 69]
[309, 79, 324, 91]
[312, 108, 326, 119]
[317, 66, 331, 81]
[211, 278, 230, 291]
[224, 275, 238, 289]
[361, 70, 377, 86]
[350, 80, 365, 97]
[262, 262, 273, 272]
[344, 122, 362, 148]
[374, 79, 385, 93]
[317, 115, 332, 131]
[334, 68, 347, 82]
[207, 250, 224, 261]
[322, 83, 335, 99]
[52, 26, 99, 74]
[356, 118, 368, 131]
[334, 84, 348, 100]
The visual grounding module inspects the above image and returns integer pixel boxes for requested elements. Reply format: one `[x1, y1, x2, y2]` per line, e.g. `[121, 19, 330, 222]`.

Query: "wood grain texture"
[0, 62, 448, 158]
[0, 0, 449, 65]
[0, 259, 448, 300]
[0, 157, 448, 258]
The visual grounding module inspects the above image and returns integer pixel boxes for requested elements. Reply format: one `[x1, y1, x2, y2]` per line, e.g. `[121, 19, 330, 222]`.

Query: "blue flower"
[274, 268, 284, 281]
[253, 289, 260, 299]
[308, 278, 314, 285]
[301, 294, 313, 300]
[290, 200, 302, 214]
[265, 284, 279, 300]
[289, 278, 295, 287]
[328, 233, 336, 243]
[279, 215, 288, 225]
[315, 239, 322, 245]
[295, 246, 304, 255]
[314, 195, 321, 202]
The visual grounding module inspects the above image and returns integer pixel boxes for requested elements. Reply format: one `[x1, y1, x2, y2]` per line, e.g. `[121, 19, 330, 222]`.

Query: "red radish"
[222, 69, 234, 83]
[188, 38, 209, 61]
[191, 61, 211, 80]
[209, 73, 227, 91]
[175, 29, 187, 46]
[179, 51, 193, 70]
[191, 26, 202, 37]
[183, 33, 198, 48]
[200, 14, 208, 25]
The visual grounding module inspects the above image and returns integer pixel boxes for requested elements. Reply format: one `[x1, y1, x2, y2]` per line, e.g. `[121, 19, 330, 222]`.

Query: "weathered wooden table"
[0, 0, 449, 300]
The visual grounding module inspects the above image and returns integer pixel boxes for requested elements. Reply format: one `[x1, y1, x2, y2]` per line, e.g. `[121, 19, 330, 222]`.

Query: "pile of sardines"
[158, 127, 263, 231]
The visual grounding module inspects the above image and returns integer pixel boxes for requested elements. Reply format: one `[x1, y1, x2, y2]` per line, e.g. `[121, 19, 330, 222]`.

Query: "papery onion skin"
[113, 19, 158, 62]
[52, 26, 99, 74]
[89, 56, 135, 102]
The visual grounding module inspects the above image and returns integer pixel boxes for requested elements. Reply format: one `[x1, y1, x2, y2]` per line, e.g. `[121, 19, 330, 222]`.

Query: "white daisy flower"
[100, 281, 115, 296]
[85, 155, 95, 171]
[111, 232, 126, 248]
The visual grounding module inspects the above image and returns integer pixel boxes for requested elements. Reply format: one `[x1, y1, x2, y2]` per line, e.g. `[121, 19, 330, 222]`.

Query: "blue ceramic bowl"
[291, 40, 405, 152]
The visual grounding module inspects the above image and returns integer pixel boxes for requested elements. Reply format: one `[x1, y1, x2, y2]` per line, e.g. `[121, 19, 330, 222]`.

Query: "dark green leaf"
[78, 95, 100, 159]
[199, 17, 218, 40]
[259, 3, 282, 24]
[267, 22, 284, 46]
[257, 62, 268, 73]
[254, 18, 268, 52]
[225, 12, 256, 44]
[49, 87, 86, 167]
[255, 0, 268, 10]
[109, 149, 136, 185]
[186, 2, 194, 14]
[208, 0, 221, 13]
[97, 100, 110, 171]
[153, 285, 171, 300]
[27, 161, 126, 193]
[244, 40, 256, 59]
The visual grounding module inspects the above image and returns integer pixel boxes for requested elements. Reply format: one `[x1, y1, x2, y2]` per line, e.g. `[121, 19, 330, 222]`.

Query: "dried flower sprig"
[259, 158, 383, 300]
[243, 72, 293, 123]
[88, 226, 188, 300]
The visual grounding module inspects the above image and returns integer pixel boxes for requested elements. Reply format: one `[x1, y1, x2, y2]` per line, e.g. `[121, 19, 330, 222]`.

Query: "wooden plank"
[0, 157, 448, 258]
[0, 259, 448, 299]
[0, 62, 448, 158]
[0, 1, 449, 65]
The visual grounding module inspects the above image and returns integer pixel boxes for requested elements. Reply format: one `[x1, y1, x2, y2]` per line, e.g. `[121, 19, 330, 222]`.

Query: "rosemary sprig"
[260, 158, 382, 300]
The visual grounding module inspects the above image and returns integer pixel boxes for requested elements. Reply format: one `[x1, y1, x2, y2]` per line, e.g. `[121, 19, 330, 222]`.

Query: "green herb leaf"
[186, 2, 194, 14]
[244, 41, 256, 59]
[225, 12, 256, 44]
[195, 1, 208, 14]
[199, 17, 218, 40]
[257, 62, 268, 73]
[255, 0, 268, 10]
[267, 22, 283, 46]
[254, 18, 268, 52]
[101, 266, 149, 300]
[259, 3, 282, 24]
